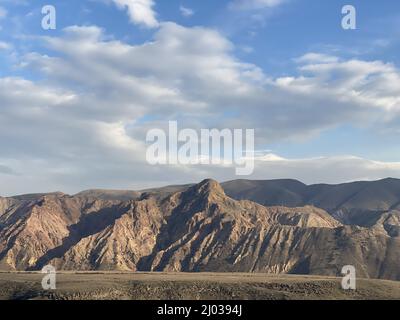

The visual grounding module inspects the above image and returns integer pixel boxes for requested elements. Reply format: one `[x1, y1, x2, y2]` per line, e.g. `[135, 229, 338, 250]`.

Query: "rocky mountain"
[71, 178, 400, 227]
[222, 178, 400, 226]
[0, 179, 399, 280]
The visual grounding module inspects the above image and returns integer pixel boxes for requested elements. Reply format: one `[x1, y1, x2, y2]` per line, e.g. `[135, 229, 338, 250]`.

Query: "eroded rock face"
[0, 179, 399, 280]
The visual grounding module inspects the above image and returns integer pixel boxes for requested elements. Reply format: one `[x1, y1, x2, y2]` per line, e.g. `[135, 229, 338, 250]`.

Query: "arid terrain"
[1, 272, 400, 300]
[1, 179, 400, 281]
[1, 178, 400, 300]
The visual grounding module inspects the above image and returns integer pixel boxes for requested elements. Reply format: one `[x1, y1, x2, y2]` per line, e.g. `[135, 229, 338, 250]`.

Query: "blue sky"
[0, 0, 400, 195]
[3, 1, 400, 71]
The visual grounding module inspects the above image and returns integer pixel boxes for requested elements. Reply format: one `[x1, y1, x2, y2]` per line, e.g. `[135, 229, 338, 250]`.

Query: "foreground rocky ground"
[1, 272, 400, 300]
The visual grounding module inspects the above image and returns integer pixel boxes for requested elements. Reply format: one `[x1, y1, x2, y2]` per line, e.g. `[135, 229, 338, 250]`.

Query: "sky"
[0, 0, 400, 195]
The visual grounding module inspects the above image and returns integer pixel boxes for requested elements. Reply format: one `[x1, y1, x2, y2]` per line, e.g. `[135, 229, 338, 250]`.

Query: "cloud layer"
[0, 22, 400, 195]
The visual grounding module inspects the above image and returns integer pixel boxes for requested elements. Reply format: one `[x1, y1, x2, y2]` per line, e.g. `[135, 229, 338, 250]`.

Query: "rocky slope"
[0, 180, 399, 280]
[222, 178, 400, 226]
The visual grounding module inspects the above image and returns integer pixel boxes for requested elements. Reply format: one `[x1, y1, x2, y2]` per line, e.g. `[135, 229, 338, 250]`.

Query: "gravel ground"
[0, 272, 399, 300]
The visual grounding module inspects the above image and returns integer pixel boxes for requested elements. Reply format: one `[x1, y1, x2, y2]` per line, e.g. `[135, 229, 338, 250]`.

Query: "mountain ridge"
[7, 177, 399, 227]
[0, 179, 399, 280]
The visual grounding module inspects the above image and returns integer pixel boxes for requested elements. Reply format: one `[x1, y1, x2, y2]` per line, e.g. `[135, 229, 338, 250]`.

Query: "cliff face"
[0, 179, 399, 280]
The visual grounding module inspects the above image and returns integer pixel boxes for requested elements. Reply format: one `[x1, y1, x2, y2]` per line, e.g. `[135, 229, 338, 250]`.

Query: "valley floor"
[0, 272, 399, 300]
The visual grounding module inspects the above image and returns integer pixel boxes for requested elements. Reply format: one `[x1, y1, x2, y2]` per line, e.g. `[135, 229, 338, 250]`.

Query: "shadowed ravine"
[29, 204, 130, 270]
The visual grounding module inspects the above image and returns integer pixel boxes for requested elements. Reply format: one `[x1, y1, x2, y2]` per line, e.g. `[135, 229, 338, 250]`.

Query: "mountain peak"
[197, 178, 224, 191]
[188, 179, 226, 200]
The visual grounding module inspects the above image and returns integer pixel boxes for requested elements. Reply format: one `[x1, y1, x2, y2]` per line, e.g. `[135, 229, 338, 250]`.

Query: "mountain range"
[0, 178, 399, 280]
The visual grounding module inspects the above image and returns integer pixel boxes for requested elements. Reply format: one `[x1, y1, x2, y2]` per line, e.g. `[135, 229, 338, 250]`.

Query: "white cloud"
[0, 41, 10, 50]
[241, 46, 254, 53]
[180, 5, 194, 17]
[250, 154, 400, 184]
[277, 54, 400, 113]
[294, 52, 339, 64]
[111, 0, 158, 28]
[229, 0, 286, 10]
